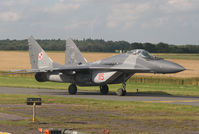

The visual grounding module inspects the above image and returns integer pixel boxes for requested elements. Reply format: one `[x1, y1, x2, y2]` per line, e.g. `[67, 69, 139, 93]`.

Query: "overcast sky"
[0, 0, 199, 44]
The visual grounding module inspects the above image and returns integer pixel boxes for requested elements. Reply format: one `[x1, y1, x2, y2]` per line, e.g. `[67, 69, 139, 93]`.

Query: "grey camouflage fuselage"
[24, 36, 185, 95]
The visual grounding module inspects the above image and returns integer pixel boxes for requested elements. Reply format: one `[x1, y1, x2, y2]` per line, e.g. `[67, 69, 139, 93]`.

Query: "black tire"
[100, 85, 109, 95]
[68, 84, 77, 95]
[116, 88, 126, 96]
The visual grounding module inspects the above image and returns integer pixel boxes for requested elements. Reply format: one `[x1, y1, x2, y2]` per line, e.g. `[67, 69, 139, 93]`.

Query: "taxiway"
[0, 86, 199, 106]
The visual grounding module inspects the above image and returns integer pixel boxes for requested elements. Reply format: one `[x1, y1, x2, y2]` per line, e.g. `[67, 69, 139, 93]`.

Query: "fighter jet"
[17, 36, 185, 96]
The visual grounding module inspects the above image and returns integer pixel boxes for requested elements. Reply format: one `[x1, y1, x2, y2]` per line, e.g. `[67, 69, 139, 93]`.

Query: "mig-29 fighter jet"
[18, 36, 185, 96]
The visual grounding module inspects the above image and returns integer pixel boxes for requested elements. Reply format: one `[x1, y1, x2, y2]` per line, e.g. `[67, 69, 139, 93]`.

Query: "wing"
[10, 63, 151, 73]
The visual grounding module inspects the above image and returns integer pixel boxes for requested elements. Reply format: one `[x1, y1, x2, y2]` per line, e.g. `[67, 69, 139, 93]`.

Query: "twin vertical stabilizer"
[28, 36, 87, 70]
[28, 36, 53, 69]
[65, 38, 87, 65]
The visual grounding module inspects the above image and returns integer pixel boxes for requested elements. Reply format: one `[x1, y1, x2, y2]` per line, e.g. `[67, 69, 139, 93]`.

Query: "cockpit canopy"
[128, 49, 160, 60]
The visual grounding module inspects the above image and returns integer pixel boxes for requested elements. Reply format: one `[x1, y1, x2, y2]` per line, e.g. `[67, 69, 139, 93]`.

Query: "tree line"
[0, 38, 199, 53]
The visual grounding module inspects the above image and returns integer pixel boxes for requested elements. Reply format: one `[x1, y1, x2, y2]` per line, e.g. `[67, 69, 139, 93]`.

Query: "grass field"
[0, 94, 199, 133]
[155, 53, 199, 60]
[0, 51, 199, 78]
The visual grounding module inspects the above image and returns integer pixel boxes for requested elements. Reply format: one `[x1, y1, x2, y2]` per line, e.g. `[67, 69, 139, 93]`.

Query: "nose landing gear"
[116, 82, 126, 96]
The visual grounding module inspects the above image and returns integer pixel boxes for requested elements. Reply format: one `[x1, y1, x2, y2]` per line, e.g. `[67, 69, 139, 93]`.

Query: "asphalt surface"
[1, 86, 199, 106]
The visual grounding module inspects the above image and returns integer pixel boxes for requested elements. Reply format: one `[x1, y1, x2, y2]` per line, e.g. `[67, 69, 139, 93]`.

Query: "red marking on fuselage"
[98, 73, 104, 80]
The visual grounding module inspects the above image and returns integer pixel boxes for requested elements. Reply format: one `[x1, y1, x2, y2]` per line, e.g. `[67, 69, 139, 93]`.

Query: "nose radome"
[176, 64, 185, 72]
[165, 61, 185, 73]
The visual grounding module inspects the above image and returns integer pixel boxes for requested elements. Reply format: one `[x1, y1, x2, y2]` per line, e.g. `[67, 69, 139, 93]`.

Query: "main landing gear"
[68, 83, 127, 96]
[68, 84, 77, 95]
[116, 82, 126, 96]
[100, 85, 109, 95]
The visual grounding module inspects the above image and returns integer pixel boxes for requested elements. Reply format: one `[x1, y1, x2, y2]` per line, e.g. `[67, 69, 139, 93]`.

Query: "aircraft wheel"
[116, 88, 126, 96]
[100, 85, 109, 95]
[68, 84, 77, 95]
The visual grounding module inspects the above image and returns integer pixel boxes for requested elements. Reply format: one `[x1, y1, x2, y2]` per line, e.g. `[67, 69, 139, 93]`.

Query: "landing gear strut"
[116, 82, 126, 96]
[68, 84, 77, 95]
[100, 85, 109, 95]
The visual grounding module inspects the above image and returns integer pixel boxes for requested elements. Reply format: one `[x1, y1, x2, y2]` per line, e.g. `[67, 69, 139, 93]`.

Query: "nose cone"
[165, 61, 185, 73]
[154, 60, 185, 74]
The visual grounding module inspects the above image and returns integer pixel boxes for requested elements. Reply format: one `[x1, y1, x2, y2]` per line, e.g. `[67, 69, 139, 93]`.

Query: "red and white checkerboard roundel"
[38, 52, 43, 60]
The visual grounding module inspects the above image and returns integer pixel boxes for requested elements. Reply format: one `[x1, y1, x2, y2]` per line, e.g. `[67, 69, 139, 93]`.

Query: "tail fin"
[65, 38, 87, 65]
[28, 36, 53, 69]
